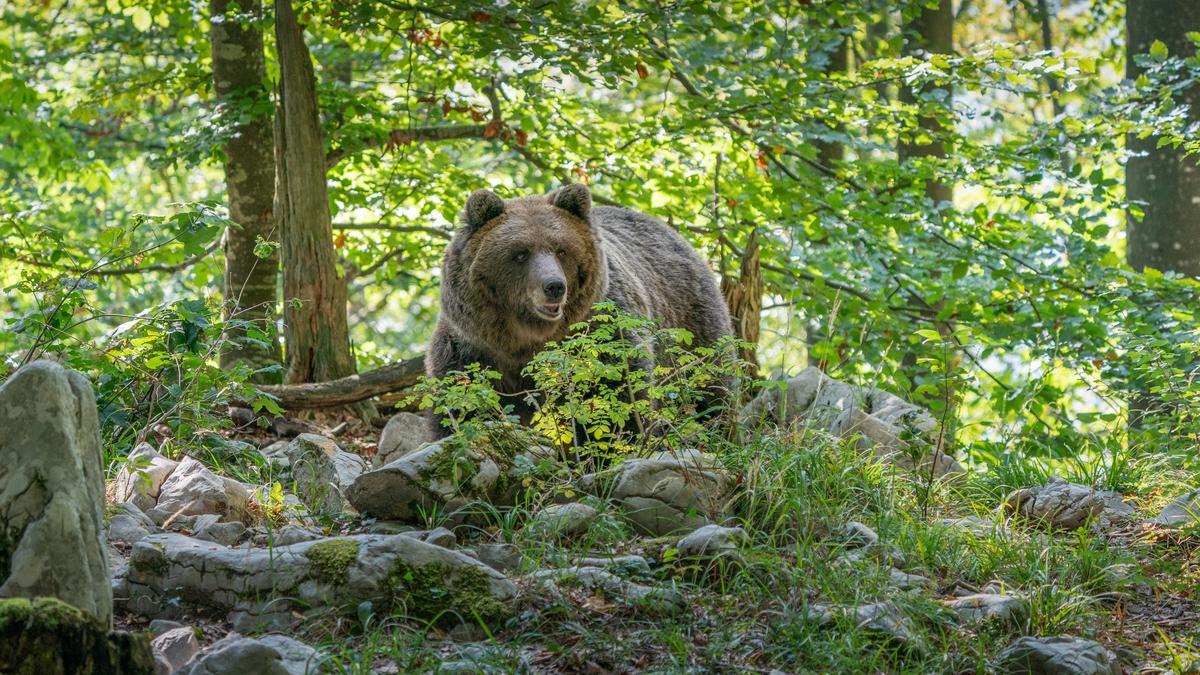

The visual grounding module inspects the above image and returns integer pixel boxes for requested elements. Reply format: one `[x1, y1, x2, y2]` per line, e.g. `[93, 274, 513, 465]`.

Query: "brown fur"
[425, 185, 733, 437]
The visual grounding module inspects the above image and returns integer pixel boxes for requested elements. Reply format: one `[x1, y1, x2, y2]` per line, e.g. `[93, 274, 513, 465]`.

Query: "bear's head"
[441, 184, 608, 356]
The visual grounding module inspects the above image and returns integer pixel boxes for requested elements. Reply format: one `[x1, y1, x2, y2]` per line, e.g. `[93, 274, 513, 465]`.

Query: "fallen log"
[255, 356, 425, 409]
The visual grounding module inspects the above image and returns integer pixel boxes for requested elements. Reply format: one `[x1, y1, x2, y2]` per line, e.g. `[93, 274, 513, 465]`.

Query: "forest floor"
[109, 406, 1200, 674]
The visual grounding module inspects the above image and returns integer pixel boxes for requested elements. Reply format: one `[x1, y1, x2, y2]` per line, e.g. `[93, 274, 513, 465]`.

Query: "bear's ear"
[464, 189, 505, 232]
[548, 184, 591, 221]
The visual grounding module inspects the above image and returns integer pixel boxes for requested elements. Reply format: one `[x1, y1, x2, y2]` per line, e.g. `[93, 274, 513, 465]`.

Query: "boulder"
[475, 543, 522, 573]
[609, 450, 737, 536]
[1005, 478, 1135, 530]
[177, 633, 323, 675]
[151, 626, 200, 673]
[995, 636, 1120, 674]
[946, 593, 1028, 626]
[347, 440, 502, 521]
[807, 600, 918, 646]
[0, 596, 156, 674]
[150, 457, 252, 526]
[740, 367, 963, 478]
[676, 524, 748, 560]
[126, 532, 517, 627]
[376, 412, 431, 466]
[113, 443, 180, 513]
[284, 434, 366, 515]
[525, 503, 598, 539]
[0, 361, 112, 625]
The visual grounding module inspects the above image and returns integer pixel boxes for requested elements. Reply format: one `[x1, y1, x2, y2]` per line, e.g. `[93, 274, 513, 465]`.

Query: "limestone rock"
[284, 434, 366, 515]
[570, 555, 651, 575]
[609, 450, 737, 536]
[995, 636, 1120, 675]
[126, 532, 517, 626]
[273, 525, 323, 547]
[151, 626, 200, 673]
[376, 412, 431, 466]
[526, 503, 599, 539]
[0, 596, 156, 674]
[150, 457, 252, 526]
[113, 443, 180, 513]
[476, 543, 523, 573]
[946, 593, 1028, 626]
[531, 566, 685, 615]
[1151, 488, 1200, 528]
[740, 367, 963, 478]
[676, 524, 748, 559]
[0, 361, 112, 625]
[193, 518, 246, 547]
[1005, 478, 1135, 530]
[109, 513, 155, 545]
[807, 600, 918, 646]
[937, 515, 1009, 539]
[886, 568, 930, 591]
[843, 521, 880, 548]
[177, 633, 324, 675]
[347, 440, 502, 521]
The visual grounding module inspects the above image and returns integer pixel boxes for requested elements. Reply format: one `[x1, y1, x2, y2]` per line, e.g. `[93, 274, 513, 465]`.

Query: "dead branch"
[256, 356, 425, 408]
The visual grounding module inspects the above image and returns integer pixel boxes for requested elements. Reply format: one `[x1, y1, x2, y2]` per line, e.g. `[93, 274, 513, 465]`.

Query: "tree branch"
[326, 124, 490, 169]
[9, 238, 223, 277]
[255, 356, 425, 408]
[333, 222, 453, 239]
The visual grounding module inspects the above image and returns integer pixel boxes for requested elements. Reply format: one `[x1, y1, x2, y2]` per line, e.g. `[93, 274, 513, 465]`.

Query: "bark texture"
[1126, 1, 1200, 278]
[274, 0, 357, 384]
[210, 0, 281, 379]
[899, 0, 954, 206]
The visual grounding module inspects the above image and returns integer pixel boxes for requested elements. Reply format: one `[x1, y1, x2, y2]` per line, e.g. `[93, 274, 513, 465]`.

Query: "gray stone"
[996, 636, 1120, 674]
[526, 502, 599, 539]
[366, 521, 417, 536]
[126, 532, 517, 625]
[531, 566, 685, 615]
[347, 440, 502, 521]
[946, 593, 1028, 625]
[610, 450, 737, 536]
[151, 456, 252, 526]
[676, 524, 748, 559]
[571, 555, 651, 575]
[886, 568, 930, 591]
[259, 441, 291, 469]
[1006, 478, 1135, 530]
[376, 412, 431, 466]
[109, 513, 154, 544]
[0, 360, 112, 625]
[178, 634, 290, 675]
[272, 524, 323, 547]
[151, 626, 200, 673]
[1151, 488, 1200, 528]
[284, 434, 366, 515]
[113, 443, 180, 513]
[740, 367, 962, 478]
[807, 601, 918, 645]
[937, 515, 1008, 538]
[843, 521, 880, 548]
[476, 543, 523, 573]
[403, 526, 456, 548]
[194, 519, 247, 547]
[149, 619, 185, 636]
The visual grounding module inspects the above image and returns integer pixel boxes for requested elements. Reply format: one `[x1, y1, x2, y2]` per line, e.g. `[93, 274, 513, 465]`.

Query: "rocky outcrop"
[740, 367, 962, 478]
[126, 532, 517, 627]
[524, 503, 598, 539]
[148, 457, 252, 526]
[177, 633, 324, 675]
[0, 361, 112, 626]
[113, 444, 179, 514]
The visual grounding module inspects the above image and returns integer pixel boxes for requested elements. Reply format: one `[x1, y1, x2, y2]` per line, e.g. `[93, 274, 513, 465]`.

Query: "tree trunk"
[274, 0, 357, 384]
[210, 0, 280, 380]
[1125, 0, 1200, 429]
[1126, 1, 1200, 279]
[899, 0, 954, 206]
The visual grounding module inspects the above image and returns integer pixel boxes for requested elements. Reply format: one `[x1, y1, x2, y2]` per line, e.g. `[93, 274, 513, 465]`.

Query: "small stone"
[526, 502, 599, 539]
[946, 593, 1028, 626]
[886, 568, 929, 591]
[109, 513, 154, 544]
[676, 524, 748, 559]
[937, 516, 1007, 538]
[113, 443, 180, 513]
[1151, 488, 1200, 528]
[610, 451, 737, 536]
[476, 543, 523, 573]
[843, 521, 880, 548]
[367, 521, 417, 536]
[194, 520, 247, 547]
[850, 601, 918, 645]
[347, 440, 502, 521]
[151, 626, 200, 673]
[284, 434, 366, 515]
[530, 566, 685, 615]
[272, 525, 323, 547]
[376, 412, 431, 466]
[406, 526, 456, 548]
[259, 441, 291, 469]
[995, 635, 1120, 675]
[572, 555, 651, 575]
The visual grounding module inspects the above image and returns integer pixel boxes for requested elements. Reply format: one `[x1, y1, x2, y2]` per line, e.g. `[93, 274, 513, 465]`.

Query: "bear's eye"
[513, 250, 529, 263]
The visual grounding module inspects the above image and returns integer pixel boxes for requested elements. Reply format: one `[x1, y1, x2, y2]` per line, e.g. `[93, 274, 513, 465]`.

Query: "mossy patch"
[306, 538, 360, 586]
[0, 597, 156, 674]
[0, 596, 89, 632]
[386, 559, 509, 626]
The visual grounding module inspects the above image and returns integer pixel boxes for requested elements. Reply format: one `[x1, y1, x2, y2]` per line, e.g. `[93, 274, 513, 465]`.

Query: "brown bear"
[425, 184, 733, 437]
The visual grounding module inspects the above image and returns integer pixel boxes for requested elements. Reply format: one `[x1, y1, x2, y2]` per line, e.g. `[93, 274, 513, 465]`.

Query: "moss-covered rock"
[387, 559, 509, 626]
[0, 597, 156, 675]
[305, 538, 360, 586]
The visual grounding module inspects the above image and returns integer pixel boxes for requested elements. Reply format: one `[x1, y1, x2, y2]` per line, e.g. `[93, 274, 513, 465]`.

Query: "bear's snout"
[543, 279, 566, 301]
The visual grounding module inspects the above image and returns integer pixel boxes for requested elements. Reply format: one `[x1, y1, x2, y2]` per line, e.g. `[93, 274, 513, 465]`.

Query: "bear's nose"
[543, 279, 566, 300]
